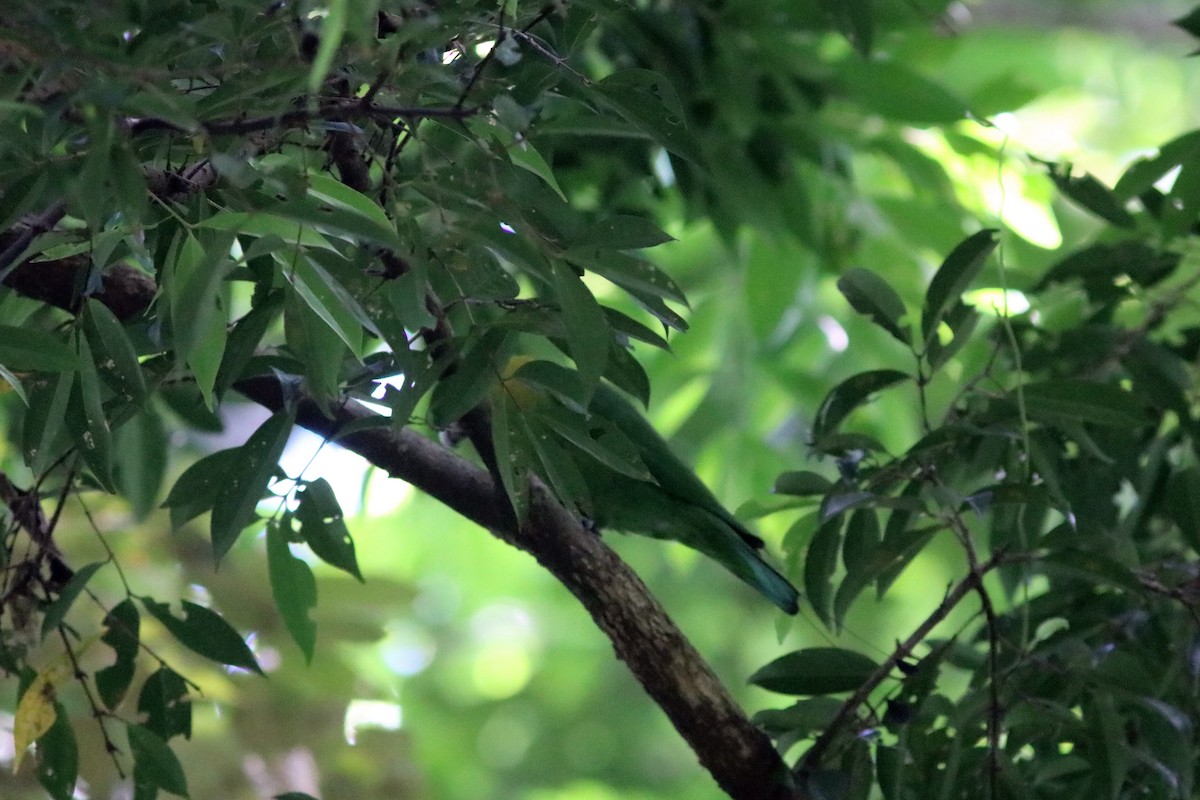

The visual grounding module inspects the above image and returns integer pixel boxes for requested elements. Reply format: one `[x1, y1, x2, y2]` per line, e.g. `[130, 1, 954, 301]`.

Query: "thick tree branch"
[1, 249, 800, 800]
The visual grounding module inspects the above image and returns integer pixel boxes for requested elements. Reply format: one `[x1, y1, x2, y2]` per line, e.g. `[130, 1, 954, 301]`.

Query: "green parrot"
[581, 383, 799, 614]
[499, 358, 799, 614]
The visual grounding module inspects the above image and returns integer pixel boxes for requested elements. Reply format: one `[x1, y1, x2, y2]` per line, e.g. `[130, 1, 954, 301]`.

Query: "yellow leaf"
[12, 661, 69, 773]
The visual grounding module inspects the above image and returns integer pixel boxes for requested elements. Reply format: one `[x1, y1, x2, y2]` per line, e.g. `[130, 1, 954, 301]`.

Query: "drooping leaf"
[82, 298, 146, 405]
[267, 521, 318, 662]
[552, 262, 610, 401]
[96, 599, 140, 709]
[0, 325, 79, 372]
[139, 597, 262, 675]
[161, 448, 245, 529]
[837, 267, 911, 344]
[591, 69, 703, 163]
[491, 391, 534, 522]
[572, 215, 676, 250]
[812, 369, 910, 442]
[114, 407, 168, 520]
[40, 561, 105, 638]
[66, 336, 115, 492]
[138, 668, 192, 741]
[127, 723, 190, 798]
[35, 700, 77, 800]
[749, 647, 880, 695]
[774, 471, 834, 497]
[295, 478, 362, 582]
[805, 517, 843, 626]
[1021, 380, 1146, 429]
[210, 410, 294, 559]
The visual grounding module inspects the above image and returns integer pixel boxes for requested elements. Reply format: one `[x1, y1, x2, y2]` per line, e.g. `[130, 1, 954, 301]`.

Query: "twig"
[798, 550, 1006, 775]
[56, 626, 126, 778]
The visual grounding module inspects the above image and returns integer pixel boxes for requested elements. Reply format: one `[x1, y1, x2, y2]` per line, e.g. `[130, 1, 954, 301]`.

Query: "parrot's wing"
[581, 465, 799, 614]
[589, 383, 765, 548]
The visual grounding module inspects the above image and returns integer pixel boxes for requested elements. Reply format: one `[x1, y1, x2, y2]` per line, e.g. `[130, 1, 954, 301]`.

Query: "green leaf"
[139, 597, 262, 675]
[492, 391, 534, 522]
[572, 215, 676, 250]
[805, 517, 843, 626]
[24, 370, 74, 475]
[1042, 162, 1136, 228]
[307, 0, 348, 94]
[267, 521, 317, 663]
[0, 363, 27, 404]
[834, 510, 881, 630]
[36, 701, 77, 800]
[591, 69, 703, 163]
[507, 140, 568, 201]
[114, 408, 168, 521]
[838, 59, 968, 124]
[281, 252, 365, 355]
[138, 668, 192, 741]
[96, 599, 140, 709]
[161, 448, 244, 529]
[428, 330, 509, 427]
[753, 696, 843, 736]
[40, 561, 105, 638]
[774, 471, 834, 497]
[1166, 467, 1200, 554]
[211, 410, 294, 559]
[295, 478, 362, 582]
[564, 245, 688, 305]
[283, 290, 347, 409]
[305, 172, 400, 249]
[1022, 380, 1146, 428]
[168, 233, 232, 409]
[922, 229, 998, 343]
[67, 336, 115, 492]
[0, 325, 79, 372]
[552, 262, 609, 400]
[216, 292, 285, 394]
[838, 267, 911, 344]
[749, 647, 880, 695]
[199, 212, 337, 251]
[812, 369, 910, 442]
[127, 724, 189, 798]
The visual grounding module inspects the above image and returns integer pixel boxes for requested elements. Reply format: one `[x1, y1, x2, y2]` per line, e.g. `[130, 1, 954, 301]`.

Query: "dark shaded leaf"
[267, 521, 318, 662]
[837, 267, 910, 344]
[139, 598, 262, 675]
[137, 668, 192, 741]
[813, 369, 910, 442]
[572, 215, 676, 250]
[774, 471, 834, 497]
[552, 262, 609, 400]
[1022, 380, 1146, 428]
[36, 702, 77, 800]
[211, 410, 295, 559]
[922, 229, 998, 343]
[128, 724, 189, 798]
[295, 478, 362, 582]
[805, 517, 843, 626]
[40, 561, 105, 638]
[96, 599, 140, 709]
[749, 647, 879, 695]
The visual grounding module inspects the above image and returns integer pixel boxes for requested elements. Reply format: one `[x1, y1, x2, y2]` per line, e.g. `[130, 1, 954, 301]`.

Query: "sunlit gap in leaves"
[962, 287, 1031, 316]
[818, 315, 849, 352]
[343, 699, 403, 745]
[279, 426, 411, 516]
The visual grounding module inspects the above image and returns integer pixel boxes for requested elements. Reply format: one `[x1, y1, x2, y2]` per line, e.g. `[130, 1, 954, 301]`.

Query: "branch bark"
[1, 248, 801, 800]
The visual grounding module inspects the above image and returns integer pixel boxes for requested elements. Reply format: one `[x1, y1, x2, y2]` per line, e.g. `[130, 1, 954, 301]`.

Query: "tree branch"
[1, 249, 800, 800]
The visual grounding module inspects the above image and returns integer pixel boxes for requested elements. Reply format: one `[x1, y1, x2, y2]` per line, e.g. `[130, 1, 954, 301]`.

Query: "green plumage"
[580, 384, 800, 614]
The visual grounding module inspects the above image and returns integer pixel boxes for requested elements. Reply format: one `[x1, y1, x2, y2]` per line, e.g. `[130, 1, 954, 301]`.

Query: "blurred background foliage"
[3, 0, 1200, 798]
